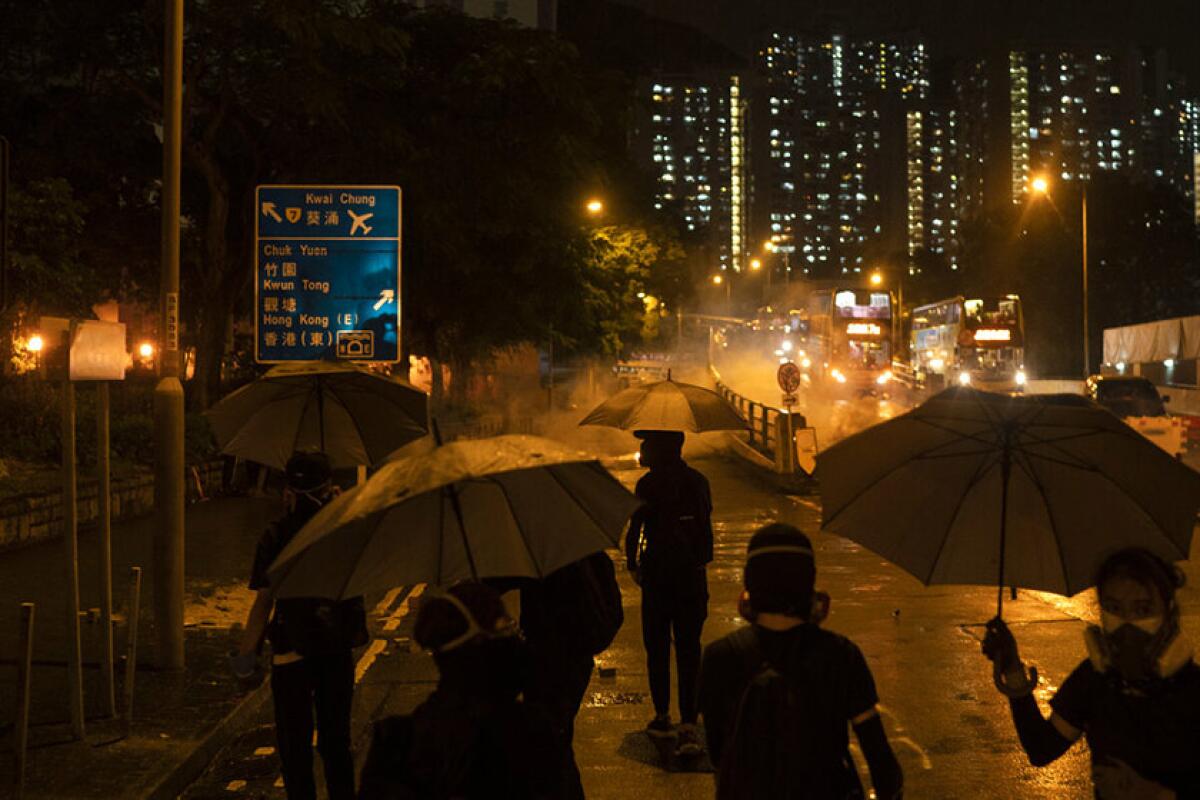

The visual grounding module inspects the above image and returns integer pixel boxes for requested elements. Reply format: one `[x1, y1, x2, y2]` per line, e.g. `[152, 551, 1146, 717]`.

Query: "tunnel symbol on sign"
[336, 330, 375, 359]
[286, 207, 302, 223]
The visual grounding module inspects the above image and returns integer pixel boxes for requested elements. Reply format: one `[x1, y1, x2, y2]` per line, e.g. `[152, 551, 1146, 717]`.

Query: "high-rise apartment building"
[754, 31, 932, 278]
[955, 46, 1200, 216]
[635, 73, 749, 273]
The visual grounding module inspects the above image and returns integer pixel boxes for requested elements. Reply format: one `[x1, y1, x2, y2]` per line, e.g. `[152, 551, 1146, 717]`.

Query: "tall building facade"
[955, 46, 1200, 215]
[753, 31, 932, 278]
[635, 73, 749, 273]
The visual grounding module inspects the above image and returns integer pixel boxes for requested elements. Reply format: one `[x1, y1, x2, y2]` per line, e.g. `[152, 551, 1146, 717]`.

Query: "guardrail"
[710, 364, 816, 476]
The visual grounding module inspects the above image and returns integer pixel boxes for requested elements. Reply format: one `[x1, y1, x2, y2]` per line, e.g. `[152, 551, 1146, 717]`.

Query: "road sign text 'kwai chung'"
[255, 185, 401, 363]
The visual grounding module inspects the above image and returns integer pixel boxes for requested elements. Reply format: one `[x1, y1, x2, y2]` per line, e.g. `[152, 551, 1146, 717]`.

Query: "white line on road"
[785, 494, 822, 513]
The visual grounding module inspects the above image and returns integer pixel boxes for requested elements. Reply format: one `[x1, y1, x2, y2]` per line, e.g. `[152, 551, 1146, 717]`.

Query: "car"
[1085, 375, 1184, 458]
[1085, 375, 1168, 417]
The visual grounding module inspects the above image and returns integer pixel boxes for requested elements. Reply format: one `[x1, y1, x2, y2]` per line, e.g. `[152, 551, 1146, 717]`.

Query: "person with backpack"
[494, 550, 624, 799]
[698, 523, 903, 800]
[624, 429, 713, 758]
[357, 581, 562, 799]
[230, 451, 369, 800]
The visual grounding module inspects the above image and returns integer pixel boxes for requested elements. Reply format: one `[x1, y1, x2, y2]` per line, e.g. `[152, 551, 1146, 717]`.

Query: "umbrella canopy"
[579, 379, 747, 432]
[204, 361, 428, 470]
[817, 388, 1200, 613]
[267, 434, 641, 599]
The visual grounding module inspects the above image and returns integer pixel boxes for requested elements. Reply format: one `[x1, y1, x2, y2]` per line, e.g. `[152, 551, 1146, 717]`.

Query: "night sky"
[604, 0, 1200, 84]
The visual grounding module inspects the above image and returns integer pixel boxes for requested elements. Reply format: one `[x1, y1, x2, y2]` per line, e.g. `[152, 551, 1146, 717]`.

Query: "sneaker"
[645, 714, 675, 739]
[674, 722, 703, 757]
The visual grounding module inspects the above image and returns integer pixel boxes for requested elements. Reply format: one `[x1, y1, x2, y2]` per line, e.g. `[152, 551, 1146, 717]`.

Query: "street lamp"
[1030, 174, 1089, 378]
[585, 198, 604, 216]
[869, 269, 904, 360]
[712, 273, 731, 313]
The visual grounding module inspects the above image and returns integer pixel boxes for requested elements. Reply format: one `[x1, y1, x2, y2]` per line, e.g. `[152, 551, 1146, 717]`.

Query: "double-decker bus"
[807, 287, 894, 392]
[910, 295, 1026, 392]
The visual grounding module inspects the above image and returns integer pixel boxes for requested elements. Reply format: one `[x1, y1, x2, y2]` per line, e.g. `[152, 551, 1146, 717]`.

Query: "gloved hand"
[982, 617, 1021, 673]
[227, 649, 259, 681]
[983, 617, 1036, 696]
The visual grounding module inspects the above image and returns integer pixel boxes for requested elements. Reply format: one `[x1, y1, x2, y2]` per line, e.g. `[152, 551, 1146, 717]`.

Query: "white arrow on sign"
[373, 289, 395, 311]
[261, 202, 283, 222]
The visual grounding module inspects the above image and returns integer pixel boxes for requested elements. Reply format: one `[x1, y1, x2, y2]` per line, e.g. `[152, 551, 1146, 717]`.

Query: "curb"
[142, 676, 273, 800]
[721, 433, 814, 495]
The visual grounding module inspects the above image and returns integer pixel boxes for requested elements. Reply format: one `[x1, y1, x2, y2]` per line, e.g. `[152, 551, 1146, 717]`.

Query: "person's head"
[741, 523, 820, 622]
[635, 430, 685, 469]
[284, 451, 333, 517]
[414, 581, 528, 698]
[1092, 548, 1190, 682]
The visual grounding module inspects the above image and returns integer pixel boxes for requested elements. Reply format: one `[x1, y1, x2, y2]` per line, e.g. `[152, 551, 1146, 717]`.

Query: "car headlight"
[832, 369, 847, 384]
[781, 340, 793, 352]
[801, 357, 812, 369]
[929, 358, 945, 371]
[958, 372, 972, 386]
[877, 371, 893, 385]
[1015, 370, 1027, 386]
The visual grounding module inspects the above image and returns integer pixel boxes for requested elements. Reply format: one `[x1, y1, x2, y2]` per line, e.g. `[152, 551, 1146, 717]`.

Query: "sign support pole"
[62, 379, 85, 739]
[97, 381, 116, 716]
[154, 0, 186, 670]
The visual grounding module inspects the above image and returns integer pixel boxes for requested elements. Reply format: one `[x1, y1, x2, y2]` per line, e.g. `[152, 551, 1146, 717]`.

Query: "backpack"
[550, 551, 624, 655]
[716, 628, 864, 800]
[640, 469, 712, 578]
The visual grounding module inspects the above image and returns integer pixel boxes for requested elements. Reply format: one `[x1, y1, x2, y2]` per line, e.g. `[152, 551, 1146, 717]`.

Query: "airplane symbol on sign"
[261, 202, 283, 222]
[373, 289, 395, 311]
[348, 210, 374, 236]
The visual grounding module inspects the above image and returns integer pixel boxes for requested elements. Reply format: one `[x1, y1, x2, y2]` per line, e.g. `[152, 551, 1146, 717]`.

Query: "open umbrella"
[579, 378, 746, 433]
[266, 434, 640, 599]
[204, 361, 428, 470]
[817, 387, 1200, 617]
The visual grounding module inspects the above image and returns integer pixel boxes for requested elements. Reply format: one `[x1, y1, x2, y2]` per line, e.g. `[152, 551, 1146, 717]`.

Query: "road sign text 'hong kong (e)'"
[255, 185, 401, 363]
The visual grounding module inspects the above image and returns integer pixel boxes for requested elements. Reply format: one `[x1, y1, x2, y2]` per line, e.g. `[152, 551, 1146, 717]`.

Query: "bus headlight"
[831, 369, 847, 384]
[781, 340, 793, 352]
[958, 372, 972, 386]
[1015, 370, 1027, 386]
[929, 358, 945, 371]
[877, 371, 893, 385]
[801, 357, 812, 369]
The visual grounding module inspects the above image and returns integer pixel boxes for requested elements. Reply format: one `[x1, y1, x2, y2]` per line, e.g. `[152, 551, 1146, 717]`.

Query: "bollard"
[97, 381, 117, 718]
[15, 603, 34, 797]
[122, 567, 143, 736]
[774, 413, 795, 474]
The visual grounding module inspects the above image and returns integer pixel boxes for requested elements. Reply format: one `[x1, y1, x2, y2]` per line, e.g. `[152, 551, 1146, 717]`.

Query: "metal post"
[61, 380, 85, 739]
[122, 567, 143, 735]
[154, 0, 186, 670]
[97, 382, 116, 716]
[15, 602, 34, 796]
[547, 325, 554, 412]
[1, 135, 9, 311]
[1081, 185, 1089, 379]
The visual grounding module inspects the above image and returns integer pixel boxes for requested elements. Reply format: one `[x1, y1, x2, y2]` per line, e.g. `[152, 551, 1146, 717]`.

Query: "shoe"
[645, 714, 675, 739]
[675, 722, 703, 757]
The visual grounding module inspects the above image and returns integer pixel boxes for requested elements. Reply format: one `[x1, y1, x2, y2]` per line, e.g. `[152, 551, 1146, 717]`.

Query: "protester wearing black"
[624, 429, 713, 757]
[699, 524, 903, 800]
[232, 451, 368, 800]
[357, 582, 561, 800]
[501, 552, 623, 800]
[984, 547, 1200, 798]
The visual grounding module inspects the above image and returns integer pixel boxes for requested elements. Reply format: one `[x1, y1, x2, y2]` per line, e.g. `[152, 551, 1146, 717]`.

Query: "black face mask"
[479, 635, 532, 700]
[1107, 624, 1157, 683]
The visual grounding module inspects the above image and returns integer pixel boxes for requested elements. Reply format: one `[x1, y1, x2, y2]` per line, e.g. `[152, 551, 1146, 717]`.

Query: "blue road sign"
[255, 185, 401, 363]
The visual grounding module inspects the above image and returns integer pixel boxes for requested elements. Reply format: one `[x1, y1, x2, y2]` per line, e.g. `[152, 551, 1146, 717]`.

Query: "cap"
[285, 451, 332, 492]
[633, 430, 685, 447]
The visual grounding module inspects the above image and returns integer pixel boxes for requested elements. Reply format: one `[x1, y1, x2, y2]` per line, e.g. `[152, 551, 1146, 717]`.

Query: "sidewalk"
[0, 494, 280, 799]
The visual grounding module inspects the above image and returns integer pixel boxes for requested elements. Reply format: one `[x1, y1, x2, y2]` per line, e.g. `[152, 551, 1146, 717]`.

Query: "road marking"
[875, 703, 933, 770]
[252, 746, 274, 756]
[225, 779, 247, 791]
[356, 584, 425, 684]
[786, 495, 822, 513]
[372, 587, 403, 617]
[275, 776, 285, 788]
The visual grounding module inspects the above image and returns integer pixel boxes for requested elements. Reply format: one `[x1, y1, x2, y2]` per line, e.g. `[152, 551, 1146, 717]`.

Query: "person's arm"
[851, 707, 903, 800]
[625, 508, 644, 573]
[239, 589, 273, 657]
[699, 474, 714, 565]
[982, 617, 1081, 767]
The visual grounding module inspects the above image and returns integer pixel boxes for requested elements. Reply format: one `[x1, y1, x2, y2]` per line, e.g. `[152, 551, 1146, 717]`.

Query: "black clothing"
[625, 461, 713, 589]
[272, 652, 357, 800]
[251, 508, 363, 800]
[642, 576, 707, 722]
[1008, 692, 1073, 767]
[357, 690, 561, 800]
[626, 459, 712, 725]
[1048, 658, 1200, 796]
[525, 646, 594, 800]
[699, 625, 880, 771]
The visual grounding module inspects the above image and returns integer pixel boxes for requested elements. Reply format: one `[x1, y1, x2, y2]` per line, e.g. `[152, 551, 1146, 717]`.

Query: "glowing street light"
[26, 334, 44, 353]
[869, 271, 883, 287]
[585, 198, 604, 215]
[749, 258, 762, 271]
[711, 274, 723, 285]
[1030, 175, 1049, 195]
[1029, 172, 1090, 377]
[139, 342, 156, 359]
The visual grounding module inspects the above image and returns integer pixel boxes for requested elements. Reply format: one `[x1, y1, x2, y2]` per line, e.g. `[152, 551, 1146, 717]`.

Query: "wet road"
[183, 444, 1200, 799]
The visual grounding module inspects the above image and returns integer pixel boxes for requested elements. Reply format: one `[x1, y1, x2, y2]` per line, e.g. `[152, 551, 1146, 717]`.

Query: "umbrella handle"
[992, 660, 1038, 698]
